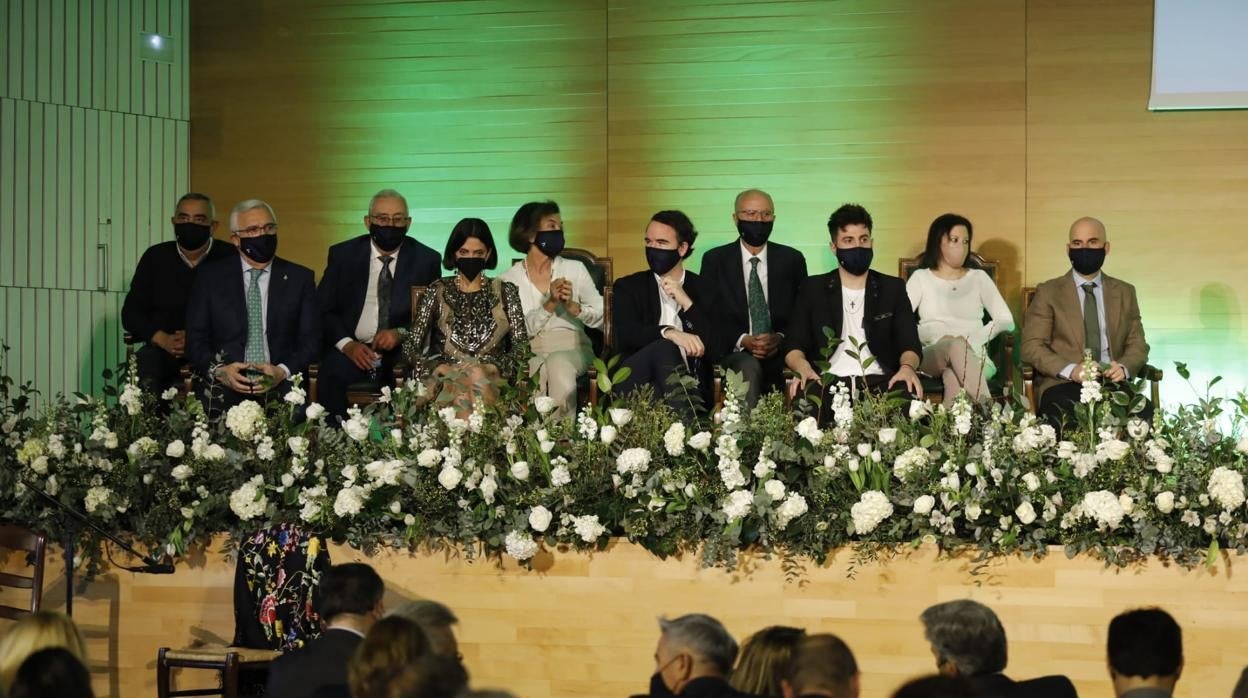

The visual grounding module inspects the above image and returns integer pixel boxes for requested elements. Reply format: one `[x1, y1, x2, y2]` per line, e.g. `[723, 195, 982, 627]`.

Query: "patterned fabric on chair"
[232, 524, 330, 651]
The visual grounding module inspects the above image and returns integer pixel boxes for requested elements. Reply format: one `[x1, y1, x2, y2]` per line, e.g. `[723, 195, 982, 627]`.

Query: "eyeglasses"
[736, 209, 775, 221]
[233, 223, 278, 237]
[369, 214, 411, 226]
[174, 213, 211, 224]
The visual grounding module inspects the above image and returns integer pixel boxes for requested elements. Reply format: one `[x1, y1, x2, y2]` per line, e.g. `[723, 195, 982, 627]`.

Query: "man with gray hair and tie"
[651, 613, 746, 697]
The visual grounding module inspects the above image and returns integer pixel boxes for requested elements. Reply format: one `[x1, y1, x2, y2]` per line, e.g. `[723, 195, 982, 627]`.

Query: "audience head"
[365, 188, 412, 253]
[889, 675, 977, 698]
[1107, 607, 1183, 696]
[171, 192, 217, 250]
[920, 213, 978, 271]
[1233, 666, 1248, 698]
[229, 198, 279, 266]
[730, 625, 805, 697]
[733, 189, 776, 248]
[919, 599, 1008, 679]
[315, 562, 385, 629]
[644, 210, 698, 277]
[377, 654, 470, 698]
[387, 599, 461, 659]
[780, 633, 859, 698]
[7, 647, 94, 698]
[508, 200, 563, 254]
[827, 204, 874, 276]
[0, 610, 88, 692]
[443, 217, 497, 280]
[348, 616, 432, 698]
[1067, 216, 1109, 277]
[654, 613, 739, 694]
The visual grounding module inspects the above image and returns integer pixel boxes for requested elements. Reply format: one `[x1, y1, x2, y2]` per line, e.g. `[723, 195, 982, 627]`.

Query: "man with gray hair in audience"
[780, 633, 860, 698]
[387, 599, 461, 660]
[651, 613, 748, 697]
[919, 599, 1077, 698]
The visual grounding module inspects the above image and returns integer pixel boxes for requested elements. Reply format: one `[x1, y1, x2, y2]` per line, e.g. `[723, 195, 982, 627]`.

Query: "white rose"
[764, 479, 786, 501]
[687, 431, 712, 451]
[510, 460, 530, 481]
[438, 466, 463, 490]
[1022, 472, 1040, 492]
[1015, 501, 1037, 525]
[1155, 491, 1175, 514]
[878, 428, 898, 445]
[417, 448, 443, 468]
[599, 425, 618, 445]
[534, 396, 558, 415]
[1118, 493, 1135, 515]
[529, 505, 553, 532]
[170, 464, 193, 481]
[912, 495, 935, 515]
[609, 408, 633, 427]
[305, 403, 326, 421]
[965, 504, 982, 521]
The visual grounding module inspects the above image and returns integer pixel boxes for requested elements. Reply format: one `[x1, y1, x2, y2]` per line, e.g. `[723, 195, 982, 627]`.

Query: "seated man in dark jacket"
[920, 599, 1078, 698]
[652, 613, 748, 698]
[784, 204, 923, 413]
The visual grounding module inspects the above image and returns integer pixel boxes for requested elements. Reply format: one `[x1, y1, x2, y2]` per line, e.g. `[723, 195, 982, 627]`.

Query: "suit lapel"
[266, 259, 285, 336]
[728, 245, 748, 309]
[825, 272, 843, 339]
[1058, 277, 1085, 348]
[644, 272, 661, 325]
[349, 237, 373, 320]
[1102, 275, 1121, 352]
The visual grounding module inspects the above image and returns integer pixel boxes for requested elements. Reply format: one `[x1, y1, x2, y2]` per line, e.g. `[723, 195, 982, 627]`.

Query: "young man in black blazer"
[185, 199, 320, 409]
[700, 189, 808, 406]
[121, 192, 235, 391]
[784, 203, 923, 410]
[612, 210, 716, 411]
[315, 189, 442, 418]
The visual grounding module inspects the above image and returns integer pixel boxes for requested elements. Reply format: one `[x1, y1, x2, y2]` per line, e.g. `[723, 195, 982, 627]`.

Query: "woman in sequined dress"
[401, 218, 529, 411]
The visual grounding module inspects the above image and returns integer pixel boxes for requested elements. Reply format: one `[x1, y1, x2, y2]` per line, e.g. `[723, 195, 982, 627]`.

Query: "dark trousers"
[316, 347, 401, 418]
[797, 373, 919, 425]
[134, 343, 183, 392]
[720, 351, 785, 407]
[618, 339, 711, 414]
[1039, 381, 1154, 432]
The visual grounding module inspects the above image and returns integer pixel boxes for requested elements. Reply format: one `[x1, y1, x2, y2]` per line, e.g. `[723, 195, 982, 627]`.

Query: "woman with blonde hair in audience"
[729, 625, 805, 697]
[346, 616, 430, 698]
[0, 610, 88, 692]
[906, 213, 1014, 406]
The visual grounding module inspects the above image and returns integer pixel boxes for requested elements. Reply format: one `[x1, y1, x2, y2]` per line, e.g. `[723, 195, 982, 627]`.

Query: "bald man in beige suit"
[1022, 217, 1152, 427]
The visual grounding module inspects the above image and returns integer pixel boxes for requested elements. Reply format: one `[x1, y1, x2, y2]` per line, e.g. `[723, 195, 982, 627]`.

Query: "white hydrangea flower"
[721, 490, 754, 520]
[1072, 452, 1099, 478]
[912, 495, 935, 515]
[416, 448, 442, 468]
[795, 417, 824, 446]
[893, 447, 931, 481]
[529, 505, 553, 532]
[764, 479, 786, 501]
[533, 396, 558, 415]
[284, 384, 307, 406]
[225, 400, 266, 441]
[504, 530, 539, 561]
[510, 460, 530, 481]
[1154, 491, 1175, 514]
[228, 476, 267, 520]
[608, 408, 633, 427]
[687, 431, 712, 451]
[1208, 467, 1246, 511]
[256, 438, 276, 461]
[171, 464, 193, 481]
[616, 448, 652, 475]
[1015, 501, 1037, 525]
[599, 425, 618, 445]
[1082, 490, 1125, 529]
[333, 485, 367, 517]
[550, 464, 571, 487]
[84, 486, 112, 514]
[571, 514, 607, 543]
[438, 466, 463, 490]
[775, 493, 808, 530]
[664, 423, 686, 456]
[28, 455, 48, 475]
[851, 491, 894, 535]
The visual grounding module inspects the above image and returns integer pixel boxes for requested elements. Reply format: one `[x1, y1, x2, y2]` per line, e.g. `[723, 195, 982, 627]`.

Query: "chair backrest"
[1022, 286, 1037, 312]
[232, 524, 331, 650]
[0, 524, 46, 620]
[898, 252, 998, 282]
[409, 285, 427, 324]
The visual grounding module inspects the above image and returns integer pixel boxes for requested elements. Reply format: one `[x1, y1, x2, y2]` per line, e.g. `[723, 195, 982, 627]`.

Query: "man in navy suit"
[315, 189, 442, 418]
[612, 210, 717, 412]
[186, 199, 320, 408]
[700, 189, 808, 406]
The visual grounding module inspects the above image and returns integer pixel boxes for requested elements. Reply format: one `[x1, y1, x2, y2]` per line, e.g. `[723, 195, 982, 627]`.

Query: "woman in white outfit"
[905, 214, 1014, 405]
[499, 200, 604, 416]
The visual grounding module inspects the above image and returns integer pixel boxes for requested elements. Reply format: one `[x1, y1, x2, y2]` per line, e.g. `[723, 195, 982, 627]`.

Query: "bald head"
[1069, 217, 1107, 243]
[735, 189, 773, 211]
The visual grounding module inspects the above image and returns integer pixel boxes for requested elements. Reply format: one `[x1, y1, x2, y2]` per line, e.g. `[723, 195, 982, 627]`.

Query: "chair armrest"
[1143, 365, 1163, 382]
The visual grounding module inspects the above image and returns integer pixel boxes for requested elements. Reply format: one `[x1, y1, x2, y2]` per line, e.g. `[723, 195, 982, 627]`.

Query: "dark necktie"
[377, 255, 394, 331]
[747, 257, 771, 334]
[1081, 281, 1101, 362]
[244, 268, 266, 363]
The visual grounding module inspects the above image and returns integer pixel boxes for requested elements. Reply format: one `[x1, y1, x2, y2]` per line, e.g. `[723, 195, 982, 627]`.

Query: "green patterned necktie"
[1081, 281, 1101, 363]
[747, 257, 771, 334]
[244, 268, 266, 363]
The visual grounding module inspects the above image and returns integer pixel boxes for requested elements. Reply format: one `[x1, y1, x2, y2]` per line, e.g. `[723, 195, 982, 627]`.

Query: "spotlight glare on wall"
[138, 32, 174, 63]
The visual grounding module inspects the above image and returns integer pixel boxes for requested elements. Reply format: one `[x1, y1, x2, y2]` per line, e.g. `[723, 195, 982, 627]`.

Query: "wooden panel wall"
[0, 0, 189, 400]
[23, 541, 1248, 698]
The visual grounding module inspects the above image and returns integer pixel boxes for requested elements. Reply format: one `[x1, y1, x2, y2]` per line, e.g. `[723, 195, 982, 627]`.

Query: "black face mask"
[649, 672, 674, 697]
[239, 234, 278, 265]
[645, 247, 682, 276]
[370, 224, 408, 253]
[1069, 247, 1106, 276]
[736, 219, 773, 248]
[835, 246, 873, 276]
[534, 229, 565, 258]
[175, 222, 211, 250]
[455, 257, 488, 281]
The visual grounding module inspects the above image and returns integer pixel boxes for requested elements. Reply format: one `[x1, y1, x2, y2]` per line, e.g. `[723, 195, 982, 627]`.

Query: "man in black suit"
[1107, 608, 1183, 698]
[315, 188, 442, 418]
[651, 613, 746, 698]
[121, 192, 234, 391]
[613, 210, 716, 411]
[265, 563, 385, 698]
[920, 599, 1078, 698]
[780, 634, 860, 698]
[700, 189, 807, 406]
[784, 204, 923, 412]
[185, 199, 320, 408]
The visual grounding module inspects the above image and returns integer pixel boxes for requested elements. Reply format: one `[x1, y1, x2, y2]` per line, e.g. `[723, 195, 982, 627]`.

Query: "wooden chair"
[897, 253, 1015, 404]
[156, 647, 280, 698]
[1020, 286, 1163, 412]
[0, 524, 46, 620]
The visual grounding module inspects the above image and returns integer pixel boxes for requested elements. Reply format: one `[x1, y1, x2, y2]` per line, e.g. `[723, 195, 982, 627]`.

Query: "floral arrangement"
[3, 346, 1248, 578]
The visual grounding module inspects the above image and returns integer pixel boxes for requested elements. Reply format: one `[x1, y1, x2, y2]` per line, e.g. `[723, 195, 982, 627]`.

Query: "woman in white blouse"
[499, 200, 604, 416]
[906, 214, 1014, 405]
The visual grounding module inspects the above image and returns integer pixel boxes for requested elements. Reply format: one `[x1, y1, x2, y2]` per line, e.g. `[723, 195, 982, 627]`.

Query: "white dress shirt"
[656, 270, 685, 330]
[498, 256, 605, 337]
[239, 257, 289, 379]
[1059, 269, 1119, 379]
[825, 286, 883, 377]
[335, 243, 400, 350]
